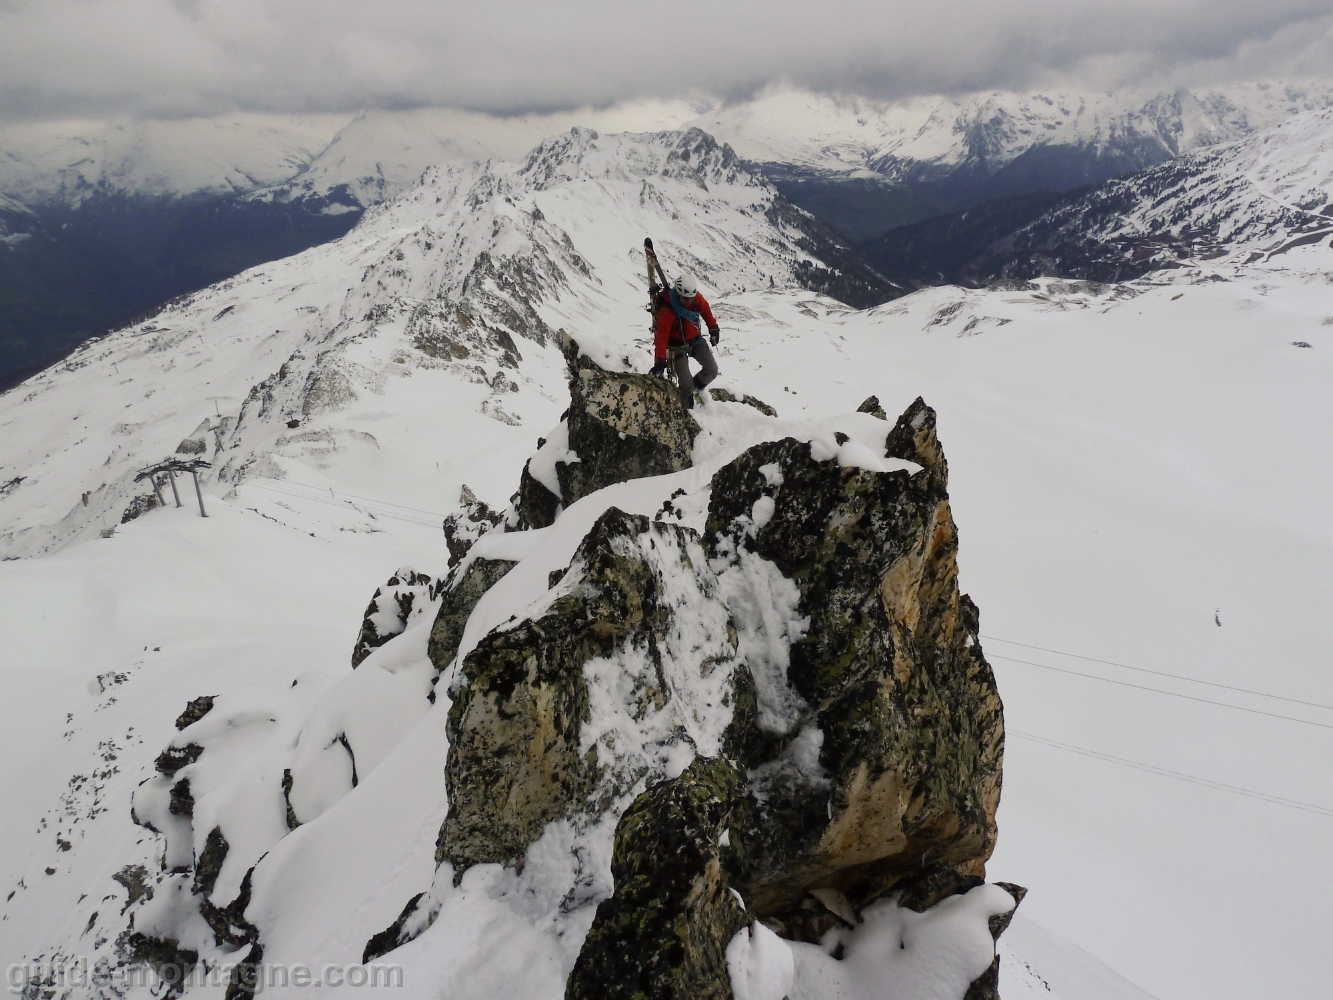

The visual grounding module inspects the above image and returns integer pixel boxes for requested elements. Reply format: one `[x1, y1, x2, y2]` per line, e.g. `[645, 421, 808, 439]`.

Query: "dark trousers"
[671, 337, 718, 408]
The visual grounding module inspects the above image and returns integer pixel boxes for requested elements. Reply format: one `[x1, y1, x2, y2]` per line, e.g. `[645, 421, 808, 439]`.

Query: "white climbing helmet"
[673, 271, 699, 298]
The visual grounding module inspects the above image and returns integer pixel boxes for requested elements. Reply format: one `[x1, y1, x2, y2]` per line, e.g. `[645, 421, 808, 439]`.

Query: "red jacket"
[654, 292, 718, 362]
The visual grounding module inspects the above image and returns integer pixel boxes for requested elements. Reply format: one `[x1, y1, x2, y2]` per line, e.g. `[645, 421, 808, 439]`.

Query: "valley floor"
[3, 256, 1332, 999]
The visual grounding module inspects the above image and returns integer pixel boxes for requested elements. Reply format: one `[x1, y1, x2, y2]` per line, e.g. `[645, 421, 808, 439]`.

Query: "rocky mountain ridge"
[102, 329, 1018, 1000]
[0, 125, 891, 561]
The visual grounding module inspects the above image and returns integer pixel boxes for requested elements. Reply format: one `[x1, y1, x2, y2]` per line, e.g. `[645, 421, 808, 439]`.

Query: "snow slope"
[261, 102, 697, 208]
[3, 125, 1333, 1000]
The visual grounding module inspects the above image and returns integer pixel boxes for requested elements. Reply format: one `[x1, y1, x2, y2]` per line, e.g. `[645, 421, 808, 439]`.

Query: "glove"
[709, 326, 720, 347]
[650, 360, 667, 377]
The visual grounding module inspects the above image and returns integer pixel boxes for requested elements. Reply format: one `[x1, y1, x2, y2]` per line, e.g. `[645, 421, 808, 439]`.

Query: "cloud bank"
[1, 0, 1331, 121]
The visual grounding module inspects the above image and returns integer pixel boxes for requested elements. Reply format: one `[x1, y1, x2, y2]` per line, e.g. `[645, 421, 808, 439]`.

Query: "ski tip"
[644, 237, 654, 250]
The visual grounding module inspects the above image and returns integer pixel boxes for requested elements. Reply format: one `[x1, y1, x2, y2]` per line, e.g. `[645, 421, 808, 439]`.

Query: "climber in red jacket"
[650, 271, 720, 409]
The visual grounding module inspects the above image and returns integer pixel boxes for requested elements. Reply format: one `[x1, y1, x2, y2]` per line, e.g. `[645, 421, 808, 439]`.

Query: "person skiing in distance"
[650, 271, 721, 409]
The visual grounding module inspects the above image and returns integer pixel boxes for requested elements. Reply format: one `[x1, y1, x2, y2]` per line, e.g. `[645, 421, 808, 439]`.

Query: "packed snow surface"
[3, 117, 1333, 1000]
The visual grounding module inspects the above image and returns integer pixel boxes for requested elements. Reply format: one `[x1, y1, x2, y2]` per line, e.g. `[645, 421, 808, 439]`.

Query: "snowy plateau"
[1, 107, 1332, 1000]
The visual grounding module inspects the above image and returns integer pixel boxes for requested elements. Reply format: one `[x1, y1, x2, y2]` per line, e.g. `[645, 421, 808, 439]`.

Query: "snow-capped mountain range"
[996, 104, 1333, 266]
[696, 81, 1333, 182]
[5, 82, 1333, 214]
[858, 104, 1333, 287]
[3, 106, 1333, 1000]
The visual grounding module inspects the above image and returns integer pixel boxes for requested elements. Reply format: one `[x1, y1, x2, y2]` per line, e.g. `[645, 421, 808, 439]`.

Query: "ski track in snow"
[2, 119, 1333, 1000]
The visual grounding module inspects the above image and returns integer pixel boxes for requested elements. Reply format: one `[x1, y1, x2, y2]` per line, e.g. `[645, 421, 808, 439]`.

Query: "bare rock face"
[430, 394, 1005, 997]
[566, 757, 749, 1000]
[510, 335, 698, 530]
[351, 568, 438, 668]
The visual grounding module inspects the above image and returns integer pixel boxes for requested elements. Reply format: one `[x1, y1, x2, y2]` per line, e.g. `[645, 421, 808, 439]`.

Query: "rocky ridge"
[404, 343, 1013, 997]
[95, 338, 1020, 1000]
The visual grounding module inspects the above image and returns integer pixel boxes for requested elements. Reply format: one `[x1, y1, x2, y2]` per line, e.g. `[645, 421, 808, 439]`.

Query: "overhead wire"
[988, 653, 1333, 731]
[242, 481, 442, 528]
[981, 635, 1333, 713]
[1010, 731, 1333, 819]
[274, 479, 451, 519]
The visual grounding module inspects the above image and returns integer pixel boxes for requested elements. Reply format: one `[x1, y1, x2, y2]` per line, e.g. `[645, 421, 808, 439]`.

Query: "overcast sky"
[1, 0, 1331, 121]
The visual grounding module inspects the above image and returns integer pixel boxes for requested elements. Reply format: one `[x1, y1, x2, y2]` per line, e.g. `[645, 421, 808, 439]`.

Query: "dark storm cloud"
[1, 0, 1330, 121]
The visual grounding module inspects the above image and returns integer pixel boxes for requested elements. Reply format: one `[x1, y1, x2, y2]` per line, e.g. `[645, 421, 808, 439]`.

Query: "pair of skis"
[644, 237, 676, 382]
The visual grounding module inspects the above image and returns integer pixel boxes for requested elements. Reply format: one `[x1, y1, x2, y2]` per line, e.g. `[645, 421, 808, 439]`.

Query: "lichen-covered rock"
[428, 391, 1005, 995]
[439, 507, 661, 870]
[425, 556, 517, 676]
[509, 335, 699, 530]
[351, 568, 437, 667]
[705, 416, 1002, 938]
[442, 486, 503, 569]
[558, 335, 697, 503]
[566, 757, 748, 1000]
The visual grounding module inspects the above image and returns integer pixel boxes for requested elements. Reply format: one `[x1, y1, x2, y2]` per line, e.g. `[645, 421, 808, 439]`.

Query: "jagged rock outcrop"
[706, 428, 1000, 937]
[438, 392, 1006, 997]
[709, 387, 779, 417]
[509, 335, 699, 530]
[964, 883, 1027, 1000]
[351, 568, 437, 667]
[885, 395, 949, 492]
[856, 394, 887, 420]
